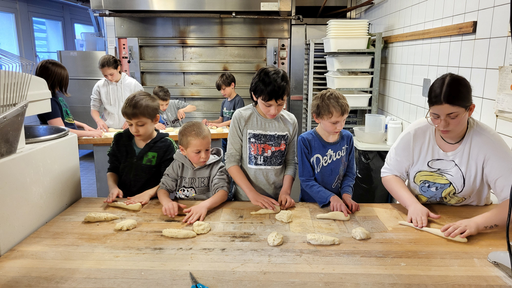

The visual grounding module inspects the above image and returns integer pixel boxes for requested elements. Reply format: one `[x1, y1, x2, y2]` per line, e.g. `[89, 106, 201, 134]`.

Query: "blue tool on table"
[189, 272, 208, 288]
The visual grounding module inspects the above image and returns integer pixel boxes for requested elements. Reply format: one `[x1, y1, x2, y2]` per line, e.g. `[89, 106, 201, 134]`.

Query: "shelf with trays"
[302, 33, 382, 133]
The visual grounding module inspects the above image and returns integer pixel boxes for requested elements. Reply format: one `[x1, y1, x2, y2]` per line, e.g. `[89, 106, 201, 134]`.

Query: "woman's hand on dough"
[105, 188, 123, 203]
[83, 125, 96, 131]
[440, 219, 478, 239]
[96, 120, 108, 132]
[155, 123, 166, 130]
[330, 195, 349, 217]
[87, 130, 104, 138]
[278, 193, 295, 209]
[342, 194, 360, 213]
[182, 204, 208, 224]
[162, 201, 187, 218]
[407, 203, 440, 228]
[125, 192, 151, 205]
[248, 193, 279, 210]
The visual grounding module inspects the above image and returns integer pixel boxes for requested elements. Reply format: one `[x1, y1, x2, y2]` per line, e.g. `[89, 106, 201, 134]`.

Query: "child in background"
[36, 60, 103, 138]
[105, 91, 177, 205]
[298, 89, 359, 216]
[225, 66, 297, 210]
[157, 121, 229, 224]
[153, 86, 196, 129]
[202, 72, 245, 153]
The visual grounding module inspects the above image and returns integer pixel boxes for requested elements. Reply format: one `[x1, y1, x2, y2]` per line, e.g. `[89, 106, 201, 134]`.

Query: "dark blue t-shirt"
[221, 94, 245, 122]
[37, 91, 77, 129]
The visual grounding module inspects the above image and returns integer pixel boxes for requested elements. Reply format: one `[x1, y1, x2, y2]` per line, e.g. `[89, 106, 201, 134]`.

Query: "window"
[74, 23, 95, 39]
[0, 11, 19, 55]
[32, 17, 64, 61]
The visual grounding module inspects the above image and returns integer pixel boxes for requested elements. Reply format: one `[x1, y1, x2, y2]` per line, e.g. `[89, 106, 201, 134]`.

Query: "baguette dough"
[108, 128, 122, 132]
[267, 232, 284, 246]
[275, 210, 293, 223]
[210, 126, 218, 129]
[162, 228, 197, 239]
[84, 212, 120, 222]
[398, 221, 468, 243]
[164, 127, 174, 132]
[307, 233, 340, 245]
[193, 221, 211, 235]
[114, 219, 137, 231]
[316, 211, 350, 221]
[108, 202, 142, 211]
[250, 205, 281, 215]
[351, 227, 371, 240]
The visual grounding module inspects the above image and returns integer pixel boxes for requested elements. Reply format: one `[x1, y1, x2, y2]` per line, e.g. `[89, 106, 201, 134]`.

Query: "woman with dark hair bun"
[36, 59, 103, 138]
[381, 73, 512, 239]
[90, 54, 143, 131]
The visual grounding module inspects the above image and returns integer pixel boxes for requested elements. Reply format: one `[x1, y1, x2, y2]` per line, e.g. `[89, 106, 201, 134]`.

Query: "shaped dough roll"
[115, 219, 137, 231]
[193, 221, 211, 235]
[316, 211, 350, 221]
[250, 205, 281, 215]
[267, 232, 284, 246]
[84, 212, 120, 222]
[351, 227, 371, 240]
[108, 202, 142, 211]
[275, 210, 293, 223]
[162, 228, 197, 239]
[307, 233, 340, 245]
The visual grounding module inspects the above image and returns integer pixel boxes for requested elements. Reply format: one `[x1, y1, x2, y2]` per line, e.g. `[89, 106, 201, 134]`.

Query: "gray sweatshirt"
[225, 105, 298, 201]
[159, 147, 229, 200]
[160, 100, 190, 127]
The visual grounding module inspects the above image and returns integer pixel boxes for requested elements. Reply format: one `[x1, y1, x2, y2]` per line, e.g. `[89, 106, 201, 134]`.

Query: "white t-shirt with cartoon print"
[381, 117, 512, 206]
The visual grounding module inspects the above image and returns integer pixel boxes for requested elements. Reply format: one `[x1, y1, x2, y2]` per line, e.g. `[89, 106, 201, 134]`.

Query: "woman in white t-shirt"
[90, 55, 143, 130]
[381, 73, 512, 239]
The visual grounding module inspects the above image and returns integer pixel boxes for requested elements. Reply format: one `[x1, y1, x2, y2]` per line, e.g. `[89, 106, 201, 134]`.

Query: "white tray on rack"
[325, 72, 373, 89]
[325, 55, 373, 70]
[322, 36, 370, 52]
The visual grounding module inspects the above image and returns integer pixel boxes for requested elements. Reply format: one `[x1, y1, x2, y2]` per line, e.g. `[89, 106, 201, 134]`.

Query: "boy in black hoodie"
[104, 91, 177, 205]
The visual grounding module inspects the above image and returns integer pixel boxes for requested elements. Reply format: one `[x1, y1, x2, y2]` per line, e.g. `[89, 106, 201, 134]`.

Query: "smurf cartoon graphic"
[176, 187, 196, 199]
[413, 159, 466, 204]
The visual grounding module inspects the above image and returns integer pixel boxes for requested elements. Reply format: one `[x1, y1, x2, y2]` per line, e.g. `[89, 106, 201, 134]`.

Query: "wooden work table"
[0, 198, 510, 287]
[77, 131, 229, 145]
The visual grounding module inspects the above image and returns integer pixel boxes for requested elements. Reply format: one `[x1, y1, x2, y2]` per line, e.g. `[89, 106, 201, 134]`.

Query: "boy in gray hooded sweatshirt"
[157, 121, 229, 224]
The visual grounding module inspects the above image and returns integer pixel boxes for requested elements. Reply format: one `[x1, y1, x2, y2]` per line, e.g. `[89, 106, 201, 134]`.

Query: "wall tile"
[448, 41, 462, 67]
[472, 96, 483, 120]
[421, 44, 431, 65]
[495, 0, 509, 5]
[397, 100, 405, 117]
[409, 104, 418, 122]
[497, 118, 512, 137]
[397, 82, 406, 101]
[428, 65, 439, 81]
[463, 11, 478, 40]
[406, 65, 414, 83]
[480, 98, 497, 129]
[434, 0, 445, 20]
[425, 0, 436, 21]
[479, 0, 494, 9]
[437, 66, 448, 77]
[413, 45, 423, 65]
[429, 42, 440, 65]
[442, 17, 453, 27]
[424, 21, 433, 29]
[404, 83, 412, 103]
[475, 8, 493, 39]
[401, 46, 410, 64]
[413, 65, 429, 86]
[487, 37, 507, 68]
[499, 134, 512, 149]
[438, 42, 450, 66]
[401, 7, 412, 28]
[483, 69, 499, 100]
[417, 2, 427, 23]
[443, 0, 455, 18]
[453, 0, 467, 15]
[411, 4, 420, 26]
[458, 67, 472, 82]
[465, 0, 479, 12]
[459, 40, 474, 67]
[470, 68, 486, 97]
[472, 39, 490, 68]
[506, 37, 512, 65]
[447, 67, 459, 74]
[491, 4, 511, 38]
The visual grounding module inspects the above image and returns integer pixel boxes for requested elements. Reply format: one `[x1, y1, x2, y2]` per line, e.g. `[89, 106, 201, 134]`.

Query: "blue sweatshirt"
[298, 129, 356, 207]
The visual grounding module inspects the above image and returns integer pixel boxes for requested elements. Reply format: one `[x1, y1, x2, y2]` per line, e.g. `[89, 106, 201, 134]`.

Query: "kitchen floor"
[79, 149, 97, 197]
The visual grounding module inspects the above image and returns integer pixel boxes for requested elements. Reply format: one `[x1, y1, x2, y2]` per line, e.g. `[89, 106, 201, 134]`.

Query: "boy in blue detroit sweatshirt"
[298, 89, 359, 216]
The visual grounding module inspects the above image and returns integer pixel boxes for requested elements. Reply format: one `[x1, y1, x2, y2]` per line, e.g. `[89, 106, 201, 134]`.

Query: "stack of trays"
[323, 19, 370, 52]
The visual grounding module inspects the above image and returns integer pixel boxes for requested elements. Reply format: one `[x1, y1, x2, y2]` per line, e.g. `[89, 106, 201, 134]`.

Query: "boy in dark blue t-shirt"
[298, 89, 359, 217]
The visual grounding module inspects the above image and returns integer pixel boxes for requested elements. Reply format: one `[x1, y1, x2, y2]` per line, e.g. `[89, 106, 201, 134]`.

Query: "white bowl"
[353, 126, 386, 144]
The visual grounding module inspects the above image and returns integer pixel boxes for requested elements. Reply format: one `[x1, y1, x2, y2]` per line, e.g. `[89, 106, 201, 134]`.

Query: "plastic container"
[353, 127, 386, 144]
[322, 36, 370, 52]
[325, 71, 373, 89]
[386, 120, 402, 146]
[342, 91, 371, 107]
[325, 55, 373, 70]
[365, 114, 385, 133]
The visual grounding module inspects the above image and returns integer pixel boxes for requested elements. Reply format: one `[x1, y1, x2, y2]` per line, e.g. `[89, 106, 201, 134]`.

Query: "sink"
[24, 125, 70, 144]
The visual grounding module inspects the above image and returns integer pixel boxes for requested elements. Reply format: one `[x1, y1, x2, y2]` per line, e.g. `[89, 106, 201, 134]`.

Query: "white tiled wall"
[360, 0, 512, 147]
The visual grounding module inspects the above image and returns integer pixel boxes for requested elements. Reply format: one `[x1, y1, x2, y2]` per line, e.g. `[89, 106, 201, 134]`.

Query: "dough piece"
[398, 221, 468, 243]
[210, 125, 218, 129]
[84, 212, 120, 222]
[316, 211, 350, 221]
[250, 205, 281, 215]
[267, 231, 284, 246]
[193, 221, 211, 235]
[162, 228, 197, 239]
[307, 233, 340, 245]
[114, 219, 137, 231]
[108, 128, 121, 132]
[164, 127, 174, 132]
[108, 201, 142, 211]
[351, 227, 371, 240]
[275, 210, 293, 223]
[216, 127, 224, 133]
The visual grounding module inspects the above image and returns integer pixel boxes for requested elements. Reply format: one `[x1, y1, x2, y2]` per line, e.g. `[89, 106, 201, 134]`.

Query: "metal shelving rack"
[302, 33, 383, 133]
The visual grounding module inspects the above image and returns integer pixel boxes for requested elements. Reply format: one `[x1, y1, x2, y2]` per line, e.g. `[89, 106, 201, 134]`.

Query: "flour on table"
[267, 231, 284, 246]
[316, 211, 350, 221]
[108, 201, 142, 211]
[162, 228, 197, 238]
[115, 219, 137, 231]
[275, 210, 293, 223]
[193, 221, 211, 235]
[250, 205, 281, 215]
[84, 212, 119, 222]
[306, 233, 340, 245]
[351, 227, 371, 240]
